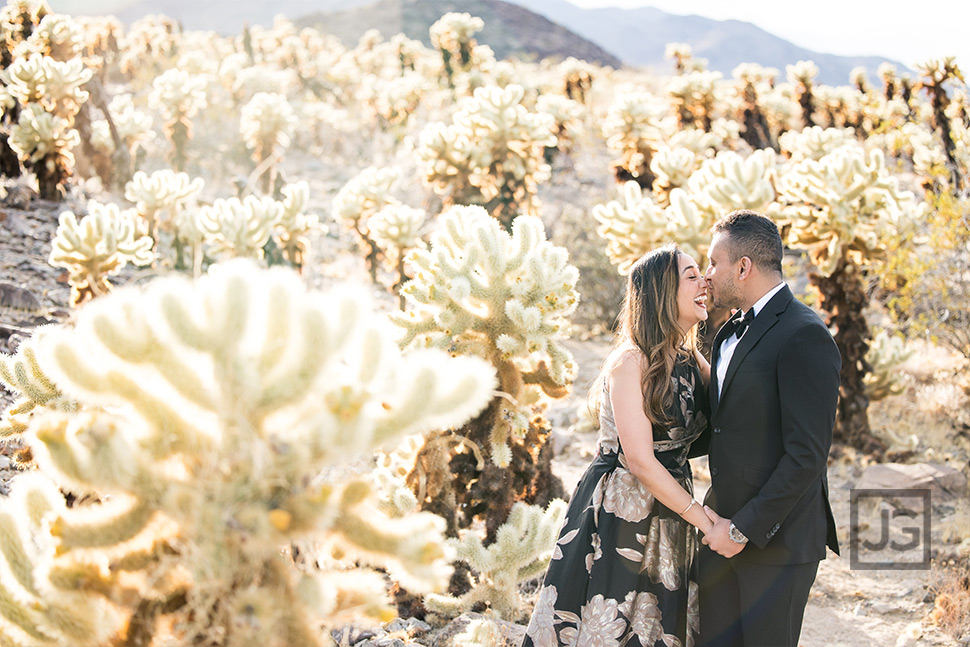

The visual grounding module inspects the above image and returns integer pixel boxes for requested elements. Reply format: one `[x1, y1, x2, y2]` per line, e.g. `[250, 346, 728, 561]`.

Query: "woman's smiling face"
[676, 252, 708, 331]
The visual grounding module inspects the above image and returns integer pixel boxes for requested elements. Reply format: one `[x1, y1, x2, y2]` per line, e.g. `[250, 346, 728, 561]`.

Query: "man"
[696, 210, 841, 647]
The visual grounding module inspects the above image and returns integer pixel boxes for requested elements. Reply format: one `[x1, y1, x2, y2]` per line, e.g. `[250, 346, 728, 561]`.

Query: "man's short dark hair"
[712, 210, 783, 277]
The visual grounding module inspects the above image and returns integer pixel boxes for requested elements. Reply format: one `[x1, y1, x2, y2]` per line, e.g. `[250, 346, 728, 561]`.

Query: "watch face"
[729, 524, 747, 543]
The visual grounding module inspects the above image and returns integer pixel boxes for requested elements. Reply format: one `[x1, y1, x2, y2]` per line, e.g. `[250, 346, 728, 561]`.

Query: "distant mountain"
[505, 0, 911, 85]
[296, 0, 621, 67]
[49, 0, 910, 85]
[49, 0, 621, 68]
[47, 0, 375, 33]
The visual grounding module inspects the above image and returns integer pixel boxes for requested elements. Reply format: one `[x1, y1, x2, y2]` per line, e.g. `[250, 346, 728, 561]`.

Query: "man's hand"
[701, 506, 746, 558]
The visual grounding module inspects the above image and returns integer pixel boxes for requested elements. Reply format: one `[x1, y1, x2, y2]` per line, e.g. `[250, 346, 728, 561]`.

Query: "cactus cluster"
[3, 46, 92, 198]
[0, 261, 496, 644]
[393, 206, 577, 537]
[418, 84, 557, 228]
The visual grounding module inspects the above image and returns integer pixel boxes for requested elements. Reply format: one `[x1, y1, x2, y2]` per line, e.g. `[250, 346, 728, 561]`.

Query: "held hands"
[701, 506, 746, 558]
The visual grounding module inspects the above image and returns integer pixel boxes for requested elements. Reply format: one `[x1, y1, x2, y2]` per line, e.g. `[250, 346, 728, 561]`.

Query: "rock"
[431, 612, 526, 647]
[330, 625, 379, 645]
[870, 601, 895, 614]
[894, 621, 923, 647]
[855, 462, 968, 507]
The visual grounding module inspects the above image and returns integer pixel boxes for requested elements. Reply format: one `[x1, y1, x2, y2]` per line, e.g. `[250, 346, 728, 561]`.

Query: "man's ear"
[738, 255, 752, 279]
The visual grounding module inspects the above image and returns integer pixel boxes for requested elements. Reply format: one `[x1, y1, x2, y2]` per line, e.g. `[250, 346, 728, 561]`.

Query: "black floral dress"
[522, 354, 709, 647]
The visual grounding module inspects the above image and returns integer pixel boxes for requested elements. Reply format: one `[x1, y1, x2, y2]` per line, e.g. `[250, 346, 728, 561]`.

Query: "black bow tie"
[725, 309, 755, 339]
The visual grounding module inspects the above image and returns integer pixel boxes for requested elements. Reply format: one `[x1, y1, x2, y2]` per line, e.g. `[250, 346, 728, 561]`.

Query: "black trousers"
[697, 544, 819, 647]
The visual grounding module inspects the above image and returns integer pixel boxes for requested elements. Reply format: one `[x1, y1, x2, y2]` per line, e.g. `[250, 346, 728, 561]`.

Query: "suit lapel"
[717, 286, 794, 405]
[710, 311, 744, 416]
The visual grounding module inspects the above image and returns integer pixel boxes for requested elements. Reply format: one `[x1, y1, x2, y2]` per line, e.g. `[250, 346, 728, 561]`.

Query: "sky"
[570, 0, 970, 71]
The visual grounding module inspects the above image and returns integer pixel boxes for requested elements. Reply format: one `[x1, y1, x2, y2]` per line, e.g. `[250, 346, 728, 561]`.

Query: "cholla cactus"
[0, 260, 496, 645]
[536, 93, 584, 160]
[603, 91, 672, 189]
[592, 180, 670, 274]
[25, 12, 83, 60]
[778, 125, 855, 161]
[7, 102, 79, 197]
[393, 206, 578, 537]
[373, 72, 428, 135]
[686, 148, 777, 218]
[733, 62, 778, 150]
[89, 93, 155, 186]
[650, 145, 697, 202]
[593, 181, 713, 272]
[0, 327, 74, 437]
[665, 42, 694, 75]
[239, 91, 296, 193]
[275, 180, 318, 271]
[424, 499, 567, 621]
[560, 56, 595, 104]
[48, 201, 154, 305]
[668, 69, 722, 132]
[787, 60, 819, 128]
[917, 57, 965, 190]
[149, 67, 207, 171]
[777, 144, 923, 451]
[864, 329, 914, 400]
[3, 52, 91, 198]
[124, 169, 204, 241]
[332, 166, 401, 282]
[199, 195, 282, 260]
[429, 12, 484, 90]
[417, 84, 556, 229]
[369, 203, 427, 300]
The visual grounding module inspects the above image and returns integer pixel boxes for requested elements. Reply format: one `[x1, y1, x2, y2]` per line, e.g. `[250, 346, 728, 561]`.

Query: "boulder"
[855, 462, 968, 506]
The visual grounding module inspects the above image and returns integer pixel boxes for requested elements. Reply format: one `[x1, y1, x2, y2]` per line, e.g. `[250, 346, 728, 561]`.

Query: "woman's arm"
[610, 351, 714, 535]
[693, 346, 711, 386]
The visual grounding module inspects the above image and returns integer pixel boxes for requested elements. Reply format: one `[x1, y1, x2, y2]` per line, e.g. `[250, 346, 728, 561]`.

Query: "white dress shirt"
[716, 282, 785, 397]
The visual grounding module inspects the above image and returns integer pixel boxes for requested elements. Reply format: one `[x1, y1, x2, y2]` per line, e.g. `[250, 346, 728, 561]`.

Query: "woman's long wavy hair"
[590, 244, 698, 427]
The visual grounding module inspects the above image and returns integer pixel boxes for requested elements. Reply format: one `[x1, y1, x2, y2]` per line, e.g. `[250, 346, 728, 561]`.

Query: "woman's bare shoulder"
[606, 344, 645, 381]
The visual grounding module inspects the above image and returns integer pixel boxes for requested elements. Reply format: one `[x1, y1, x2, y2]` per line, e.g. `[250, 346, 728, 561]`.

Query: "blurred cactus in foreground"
[0, 260, 496, 646]
[393, 206, 578, 540]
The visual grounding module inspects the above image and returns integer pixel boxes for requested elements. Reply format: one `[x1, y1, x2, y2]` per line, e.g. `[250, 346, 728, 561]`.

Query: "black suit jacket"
[700, 285, 840, 565]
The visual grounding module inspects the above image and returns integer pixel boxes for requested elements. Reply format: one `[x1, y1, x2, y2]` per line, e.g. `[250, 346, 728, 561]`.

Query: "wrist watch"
[728, 522, 749, 544]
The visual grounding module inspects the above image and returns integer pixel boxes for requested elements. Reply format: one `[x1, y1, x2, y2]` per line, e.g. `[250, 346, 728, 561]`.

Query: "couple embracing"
[522, 210, 841, 647]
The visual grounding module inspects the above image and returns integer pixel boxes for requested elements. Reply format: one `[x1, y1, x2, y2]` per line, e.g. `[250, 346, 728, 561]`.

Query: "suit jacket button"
[713, 427, 721, 434]
[711, 467, 718, 476]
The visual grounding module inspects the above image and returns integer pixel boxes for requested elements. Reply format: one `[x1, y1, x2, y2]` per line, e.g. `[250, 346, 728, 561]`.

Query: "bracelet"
[679, 498, 699, 516]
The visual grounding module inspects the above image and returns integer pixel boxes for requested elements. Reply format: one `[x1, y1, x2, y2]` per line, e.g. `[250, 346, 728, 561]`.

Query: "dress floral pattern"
[523, 355, 708, 647]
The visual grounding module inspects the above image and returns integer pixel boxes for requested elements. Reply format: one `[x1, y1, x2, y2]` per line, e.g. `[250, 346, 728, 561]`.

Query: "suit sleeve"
[730, 321, 841, 549]
[687, 379, 712, 458]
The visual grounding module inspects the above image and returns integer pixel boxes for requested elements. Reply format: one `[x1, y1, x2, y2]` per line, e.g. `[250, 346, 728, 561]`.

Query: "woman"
[522, 245, 713, 647]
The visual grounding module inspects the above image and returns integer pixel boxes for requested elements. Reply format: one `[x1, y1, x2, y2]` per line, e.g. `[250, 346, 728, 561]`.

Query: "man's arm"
[729, 321, 840, 548]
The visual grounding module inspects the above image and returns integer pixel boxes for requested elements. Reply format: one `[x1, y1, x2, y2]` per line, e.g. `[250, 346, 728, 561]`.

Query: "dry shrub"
[928, 549, 970, 639]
